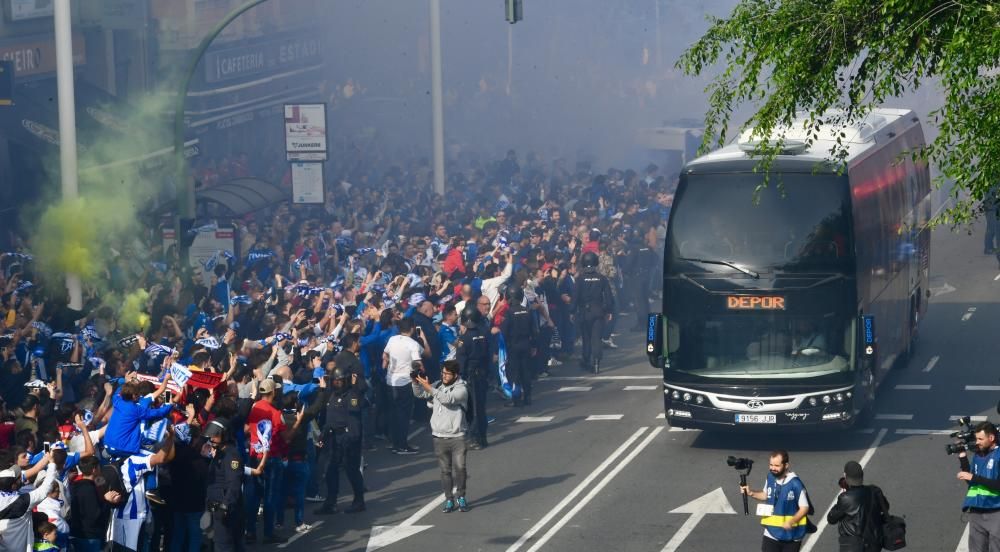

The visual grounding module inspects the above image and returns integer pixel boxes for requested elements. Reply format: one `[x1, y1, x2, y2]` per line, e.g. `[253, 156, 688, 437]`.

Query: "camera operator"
[412, 360, 470, 513]
[827, 461, 889, 552]
[957, 421, 1000, 551]
[739, 450, 811, 552]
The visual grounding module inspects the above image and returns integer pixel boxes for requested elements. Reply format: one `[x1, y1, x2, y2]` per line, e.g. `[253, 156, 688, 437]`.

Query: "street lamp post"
[429, 0, 445, 196]
[174, 0, 268, 267]
[53, 0, 82, 309]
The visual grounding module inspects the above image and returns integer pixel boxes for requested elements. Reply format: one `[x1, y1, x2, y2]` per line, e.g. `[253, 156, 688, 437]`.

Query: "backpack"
[882, 514, 906, 550]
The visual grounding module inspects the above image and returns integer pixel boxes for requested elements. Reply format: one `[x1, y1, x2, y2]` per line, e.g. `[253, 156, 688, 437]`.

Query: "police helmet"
[581, 251, 599, 269]
[204, 418, 230, 440]
[330, 367, 349, 382]
[461, 304, 483, 326]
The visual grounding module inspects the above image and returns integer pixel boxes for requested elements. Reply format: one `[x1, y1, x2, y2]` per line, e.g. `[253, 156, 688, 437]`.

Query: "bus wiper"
[677, 257, 760, 279]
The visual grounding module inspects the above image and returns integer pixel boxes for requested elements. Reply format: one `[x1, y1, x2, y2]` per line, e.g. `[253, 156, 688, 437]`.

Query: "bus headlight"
[835, 393, 844, 402]
[822, 395, 832, 404]
[683, 392, 692, 402]
[695, 395, 705, 405]
[672, 390, 681, 400]
[808, 397, 818, 407]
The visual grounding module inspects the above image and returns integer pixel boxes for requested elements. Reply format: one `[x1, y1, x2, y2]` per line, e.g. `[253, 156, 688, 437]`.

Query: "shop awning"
[196, 177, 288, 216]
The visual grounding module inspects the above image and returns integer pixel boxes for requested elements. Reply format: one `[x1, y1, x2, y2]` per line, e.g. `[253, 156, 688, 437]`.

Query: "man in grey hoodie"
[413, 360, 470, 513]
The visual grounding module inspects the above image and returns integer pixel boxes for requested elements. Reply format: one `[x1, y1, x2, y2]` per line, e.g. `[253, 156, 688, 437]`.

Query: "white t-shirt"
[384, 334, 423, 387]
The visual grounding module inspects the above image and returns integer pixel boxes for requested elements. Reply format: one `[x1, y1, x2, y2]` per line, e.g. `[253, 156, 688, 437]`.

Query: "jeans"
[389, 385, 413, 450]
[245, 457, 284, 537]
[282, 460, 310, 526]
[71, 538, 103, 552]
[169, 511, 203, 552]
[433, 437, 467, 499]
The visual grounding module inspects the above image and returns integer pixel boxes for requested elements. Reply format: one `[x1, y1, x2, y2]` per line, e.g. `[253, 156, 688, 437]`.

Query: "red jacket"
[443, 248, 466, 277]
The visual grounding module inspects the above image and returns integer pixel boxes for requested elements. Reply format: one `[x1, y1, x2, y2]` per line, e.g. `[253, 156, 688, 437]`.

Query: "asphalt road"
[268, 218, 998, 552]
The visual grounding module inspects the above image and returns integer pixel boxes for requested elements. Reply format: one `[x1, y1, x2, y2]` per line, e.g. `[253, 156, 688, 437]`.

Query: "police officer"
[740, 450, 812, 552]
[500, 287, 538, 406]
[204, 418, 245, 552]
[957, 421, 1000, 551]
[574, 251, 614, 373]
[458, 304, 491, 450]
[315, 367, 366, 515]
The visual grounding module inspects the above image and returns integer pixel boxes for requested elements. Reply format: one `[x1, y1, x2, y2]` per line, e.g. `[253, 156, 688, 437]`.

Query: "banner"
[284, 103, 327, 161]
[134, 373, 182, 395]
[291, 162, 324, 204]
[169, 363, 192, 388]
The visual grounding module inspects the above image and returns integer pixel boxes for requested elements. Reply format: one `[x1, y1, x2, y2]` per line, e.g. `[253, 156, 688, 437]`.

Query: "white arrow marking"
[365, 492, 443, 552]
[931, 282, 957, 297]
[660, 487, 737, 552]
[956, 522, 970, 552]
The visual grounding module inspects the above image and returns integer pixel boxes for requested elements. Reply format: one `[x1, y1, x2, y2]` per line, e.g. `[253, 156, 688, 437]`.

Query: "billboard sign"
[284, 103, 327, 161]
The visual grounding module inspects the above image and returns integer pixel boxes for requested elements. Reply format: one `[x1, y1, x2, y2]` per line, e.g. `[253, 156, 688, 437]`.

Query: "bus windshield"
[668, 172, 852, 272]
[668, 314, 855, 380]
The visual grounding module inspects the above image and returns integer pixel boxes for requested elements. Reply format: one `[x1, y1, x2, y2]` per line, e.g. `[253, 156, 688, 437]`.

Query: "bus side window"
[667, 320, 680, 353]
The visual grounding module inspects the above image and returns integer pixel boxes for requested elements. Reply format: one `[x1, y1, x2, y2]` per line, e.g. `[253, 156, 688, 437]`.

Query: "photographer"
[957, 421, 1000, 551]
[739, 450, 811, 552]
[412, 360, 470, 513]
[827, 461, 889, 552]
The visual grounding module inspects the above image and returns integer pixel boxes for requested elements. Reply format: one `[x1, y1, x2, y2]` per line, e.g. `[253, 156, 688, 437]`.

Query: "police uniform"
[760, 471, 809, 552]
[206, 444, 245, 552]
[961, 446, 1000, 551]
[627, 240, 657, 330]
[457, 319, 491, 448]
[500, 298, 538, 406]
[323, 384, 366, 511]
[574, 265, 614, 372]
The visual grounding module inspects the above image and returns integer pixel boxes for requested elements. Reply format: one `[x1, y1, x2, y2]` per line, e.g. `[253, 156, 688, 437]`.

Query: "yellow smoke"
[119, 289, 151, 332]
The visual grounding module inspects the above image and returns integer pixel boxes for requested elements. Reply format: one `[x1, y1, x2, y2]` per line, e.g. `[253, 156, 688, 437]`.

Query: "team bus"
[646, 108, 931, 430]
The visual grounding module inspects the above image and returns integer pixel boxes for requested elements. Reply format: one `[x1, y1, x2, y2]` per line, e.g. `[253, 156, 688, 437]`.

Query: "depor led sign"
[726, 296, 786, 310]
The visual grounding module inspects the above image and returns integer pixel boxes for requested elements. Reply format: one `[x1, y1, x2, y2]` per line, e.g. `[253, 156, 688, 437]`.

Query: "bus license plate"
[735, 414, 776, 424]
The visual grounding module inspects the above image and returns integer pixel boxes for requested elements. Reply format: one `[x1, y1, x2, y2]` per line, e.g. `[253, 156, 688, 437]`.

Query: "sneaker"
[295, 523, 313, 533]
[442, 499, 455, 513]
[457, 496, 469, 512]
[486, 416, 497, 425]
[305, 495, 326, 503]
[145, 490, 166, 506]
[262, 534, 288, 544]
[602, 338, 619, 349]
[344, 502, 366, 514]
[467, 442, 483, 451]
[547, 357, 562, 367]
[394, 447, 419, 455]
[275, 523, 284, 531]
[538, 371, 550, 378]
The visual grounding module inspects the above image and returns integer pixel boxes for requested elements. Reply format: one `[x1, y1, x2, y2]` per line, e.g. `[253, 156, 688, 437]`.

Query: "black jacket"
[500, 304, 537, 352]
[69, 478, 112, 540]
[574, 268, 614, 319]
[827, 484, 889, 552]
[457, 321, 491, 379]
[206, 443, 244, 510]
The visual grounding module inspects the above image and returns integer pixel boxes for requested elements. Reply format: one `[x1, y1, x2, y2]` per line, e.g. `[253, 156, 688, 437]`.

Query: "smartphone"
[43, 442, 50, 453]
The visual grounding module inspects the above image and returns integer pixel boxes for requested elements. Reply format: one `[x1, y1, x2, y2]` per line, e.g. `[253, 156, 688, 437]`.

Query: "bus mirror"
[646, 313, 663, 367]
[667, 320, 680, 354]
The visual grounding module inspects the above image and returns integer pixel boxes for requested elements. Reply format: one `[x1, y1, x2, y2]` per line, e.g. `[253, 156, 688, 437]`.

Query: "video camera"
[118, 335, 140, 349]
[410, 365, 426, 381]
[947, 415, 978, 455]
[726, 456, 754, 515]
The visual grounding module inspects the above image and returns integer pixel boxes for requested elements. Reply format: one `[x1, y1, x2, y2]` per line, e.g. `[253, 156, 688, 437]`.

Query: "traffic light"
[505, 0, 522, 23]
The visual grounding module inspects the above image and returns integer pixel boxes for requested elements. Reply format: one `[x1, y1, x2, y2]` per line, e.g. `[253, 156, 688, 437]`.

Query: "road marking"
[801, 428, 887, 552]
[962, 308, 975, 321]
[524, 427, 664, 552]
[586, 414, 624, 421]
[668, 427, 698, 432]
[923, 355, 940, 372]
[895, 429, 953, 435]
[506, 428, 649, 552]
[875, 414, 913, 421]
[557, 386, 592, 392]
[278, 520, 324, 548]
[661, 488, 736, 551]
[623, 385, 658, 391]
[854, 428, 876, 434]
[408, 427, 426, 441]
[966, 386, 1000, 391]
[544, 375, 661, 381]
[995, 273, 1000, 281]
[950, 416, 989, 422]
[656, 413, 666, 419]
[516, 416, 554, 423]
[366, 492, 442, 552]
[895, 384, 931, 390]
[957, 522, 970, 552]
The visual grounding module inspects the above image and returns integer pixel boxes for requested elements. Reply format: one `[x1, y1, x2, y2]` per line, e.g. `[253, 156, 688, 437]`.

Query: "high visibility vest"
[761, 472, 808, 542]
[964, 447, 1000, 511]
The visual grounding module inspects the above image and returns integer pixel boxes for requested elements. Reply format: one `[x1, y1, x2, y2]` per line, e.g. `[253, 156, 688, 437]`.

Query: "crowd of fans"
[0, 147, 674, 550]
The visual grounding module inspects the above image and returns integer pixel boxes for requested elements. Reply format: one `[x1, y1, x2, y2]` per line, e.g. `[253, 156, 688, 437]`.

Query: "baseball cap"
[844, 461, 864, 486]
[259, 379, 276, 395]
